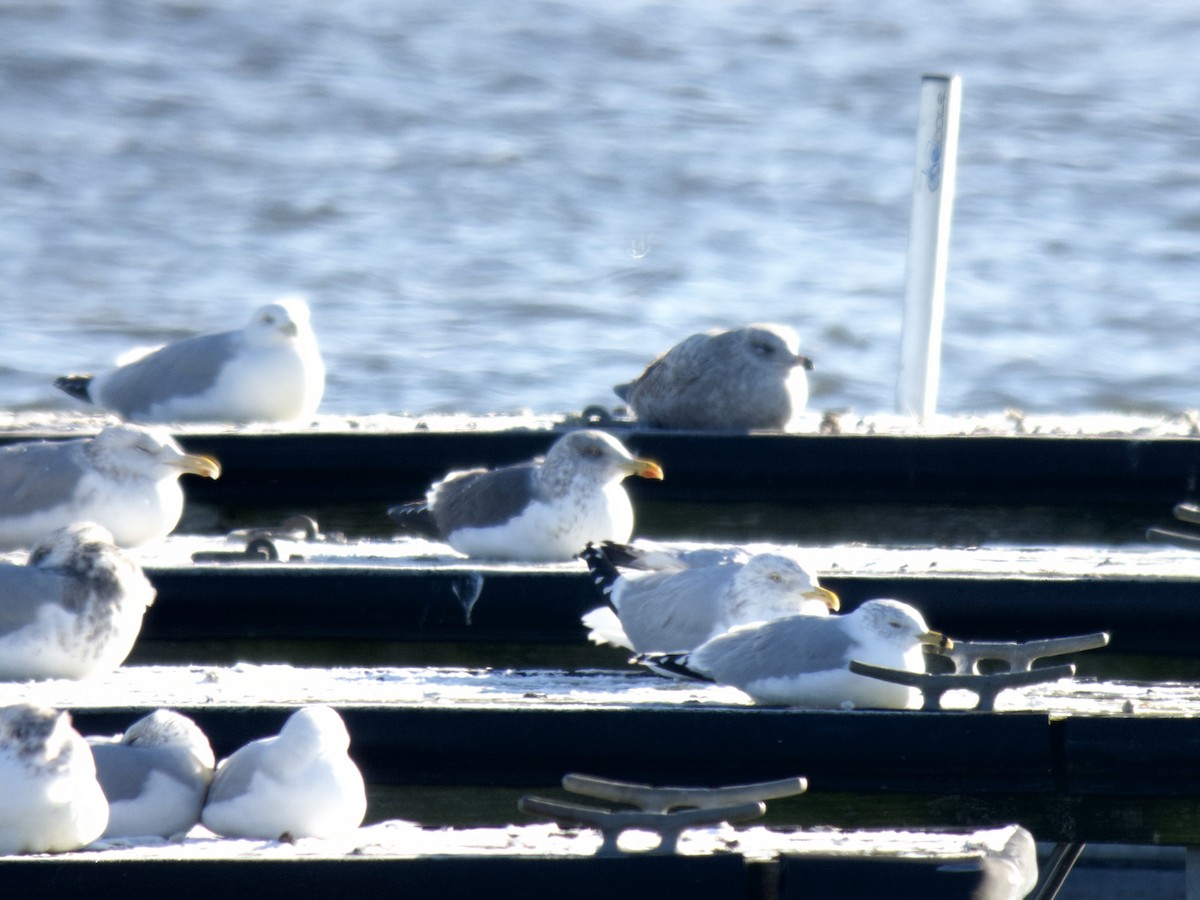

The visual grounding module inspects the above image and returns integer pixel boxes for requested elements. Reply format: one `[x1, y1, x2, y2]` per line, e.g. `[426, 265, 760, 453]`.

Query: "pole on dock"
[896, 73, 962, 419]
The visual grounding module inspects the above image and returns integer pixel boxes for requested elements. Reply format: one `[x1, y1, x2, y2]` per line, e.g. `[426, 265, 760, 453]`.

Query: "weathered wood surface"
[3, 411, 1199, 543]
[109, 539, 1200, 660]
[0, 821, 1036, 900]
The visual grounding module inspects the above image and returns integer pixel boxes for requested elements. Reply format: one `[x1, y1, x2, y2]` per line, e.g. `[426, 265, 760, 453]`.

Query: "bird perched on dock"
[87, 709, 215, 838]
[635, 599, 951, 709]
[615, 324, 813, 430]
[579, 541, 840, 652]
[0, 704, 109, 854]
[387, 430, 664, 562]
[54, 296, 325, 424]
[201, 705, 366, 841]
[0, 422, 220, 550]
[0, 522, 157, 681]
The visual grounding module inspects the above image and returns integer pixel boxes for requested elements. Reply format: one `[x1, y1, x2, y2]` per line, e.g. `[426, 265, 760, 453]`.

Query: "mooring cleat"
[561, 773, 807, 814]
[519, 773, 805, 856]
[517, 796, 766, 856]
[941, 633, 1109, 675]
[849, 660, 1077, 711]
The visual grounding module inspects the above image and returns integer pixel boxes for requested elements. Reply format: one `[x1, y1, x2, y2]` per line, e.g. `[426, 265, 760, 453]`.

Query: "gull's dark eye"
[583, 445, 603, 458]
[769, 572, 782, 583]
[751, 341, 774, 356]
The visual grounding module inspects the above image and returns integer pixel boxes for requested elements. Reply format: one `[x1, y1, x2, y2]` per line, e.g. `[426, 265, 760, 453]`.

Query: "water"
[2, 0, 1199, 420]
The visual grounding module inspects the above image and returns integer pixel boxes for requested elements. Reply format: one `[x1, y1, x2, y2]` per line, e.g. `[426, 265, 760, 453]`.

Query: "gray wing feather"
[0, 565, 73, 637]
[431, 464, 538, 533]
[693, 615, 857, 688]
[90, 742, 209, 803]
[0, 440, 89, 518]
[206, 740, 269, 805]
[615, 566, 738, 652]
[98, 331, 240, 418]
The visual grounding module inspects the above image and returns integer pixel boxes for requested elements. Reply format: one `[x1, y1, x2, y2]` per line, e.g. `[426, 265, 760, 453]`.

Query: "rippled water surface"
[2, 0, 1199, 418]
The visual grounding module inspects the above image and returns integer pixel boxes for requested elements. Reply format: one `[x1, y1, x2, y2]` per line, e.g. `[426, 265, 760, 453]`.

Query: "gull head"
[88, 423, 221, 482]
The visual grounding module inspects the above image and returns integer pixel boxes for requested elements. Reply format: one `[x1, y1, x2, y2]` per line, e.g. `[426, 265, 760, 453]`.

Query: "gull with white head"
[636, 599, 951, 710]
[87, 709, 215, 838]
[0, 422, 220, 550]
[580, 541, 839, 652]
[55, 297, 325, 423]
[201, 705, 366, 841]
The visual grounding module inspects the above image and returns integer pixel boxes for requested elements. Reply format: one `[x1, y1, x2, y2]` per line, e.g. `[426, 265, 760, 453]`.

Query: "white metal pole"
[896, 74, 962, 419]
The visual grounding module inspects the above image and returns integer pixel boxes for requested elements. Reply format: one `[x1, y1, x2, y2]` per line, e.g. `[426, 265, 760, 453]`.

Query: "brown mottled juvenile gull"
[201, 705, 366, 840]
[388, 430, 664, 562]
[0, 422, 220, 550]
[579, 541, 839, 652]
[0, 522, 156, 681]
[616, 323, 813, 430]
[636, 599, 951, 709]
[55, 297, 324, 423]
[87, 709, 215, 838]
[0, 704, 109, 854]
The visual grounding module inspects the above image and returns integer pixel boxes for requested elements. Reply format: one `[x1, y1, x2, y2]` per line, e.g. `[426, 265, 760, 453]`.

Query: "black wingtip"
[54, 374, 95, 404]
[633, 652, 713, 682]
[386, 501, 440, 538]
[578, 541, 622, 605]
[597, 540, 644, 568]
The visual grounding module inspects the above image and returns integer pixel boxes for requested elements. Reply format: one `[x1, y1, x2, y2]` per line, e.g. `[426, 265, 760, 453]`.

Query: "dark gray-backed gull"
[388, 430, 664, 562]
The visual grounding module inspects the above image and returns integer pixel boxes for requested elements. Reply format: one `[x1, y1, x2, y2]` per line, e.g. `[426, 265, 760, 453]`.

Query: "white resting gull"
[387, 430, 664, 562]
[201, 705, 366, 840]
[636, 599, 951, 709]
[579, 541, 839, 652]
[0, 704, 109, 854]
[0, 422, 220, 550]
[87, 709, 215, 838]
[0, 522, 156, 681]
[615, 323, 813, 430]
[54, 297, 325, 424]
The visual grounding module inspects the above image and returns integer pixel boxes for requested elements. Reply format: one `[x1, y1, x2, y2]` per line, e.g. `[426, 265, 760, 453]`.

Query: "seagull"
[388, 430, 664, 562]
[54, 297, 325, 424]
[201, 705, 367, 840]
[0, 422, 220, 550]
[0, 704, 109, 854]
[579, 541, 839, 652]
[0, 522, 157, 681]
[635, 599, 952, 709]
[615, 323, 813, 430]
[87, 709, 215, 839]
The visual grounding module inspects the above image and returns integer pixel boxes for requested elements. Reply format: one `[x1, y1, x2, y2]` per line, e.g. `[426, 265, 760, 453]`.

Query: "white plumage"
[201, 705, 366, 840]
[55, 297, 324, 424]
[0, 704, 109, 854]
[0, 423, 220, 550]
[0, 523, 156, 681]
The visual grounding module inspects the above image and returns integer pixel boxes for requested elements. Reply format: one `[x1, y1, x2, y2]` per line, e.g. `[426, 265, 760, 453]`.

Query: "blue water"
[2, 0, 1199, 419]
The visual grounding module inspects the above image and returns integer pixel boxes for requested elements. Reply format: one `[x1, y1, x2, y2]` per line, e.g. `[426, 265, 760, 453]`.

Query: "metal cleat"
[1146, 501, 1200, 547]
[191, 515, 340, 563]
[939, 632, 1109, 675]
[562, 773, 807, 815]
[849, 660, 1077, 711]
[519, 773, 806, 856]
